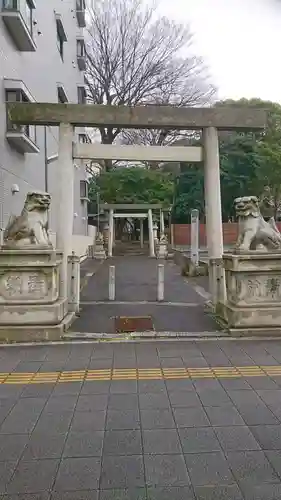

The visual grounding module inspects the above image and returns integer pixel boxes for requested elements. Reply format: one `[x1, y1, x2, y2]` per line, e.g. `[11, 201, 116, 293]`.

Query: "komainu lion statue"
[3, 191, 53, 249]
[234, 195, 281, 251]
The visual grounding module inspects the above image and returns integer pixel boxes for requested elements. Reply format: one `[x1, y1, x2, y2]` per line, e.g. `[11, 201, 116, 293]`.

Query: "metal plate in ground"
[114, 316, 154, 333]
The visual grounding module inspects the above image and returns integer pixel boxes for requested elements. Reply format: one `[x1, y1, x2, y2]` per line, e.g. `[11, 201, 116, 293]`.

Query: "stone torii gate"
[100, 203, 167, 258]
[7, 102, 267, 310]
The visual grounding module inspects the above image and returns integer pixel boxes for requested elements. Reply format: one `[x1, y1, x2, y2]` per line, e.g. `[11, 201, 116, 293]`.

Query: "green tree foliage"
[219, 133, 261, 220]
[172, 98, 281, 223]
[255, 104, 281, 216]
[171, 166, 204, 223]
[89, 167, 174, 209]
[217, 98, 281, 218]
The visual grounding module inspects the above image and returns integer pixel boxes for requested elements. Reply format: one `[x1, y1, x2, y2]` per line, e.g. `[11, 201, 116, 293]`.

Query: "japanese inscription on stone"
[5, 275, 22, 297]
[2, 272, 47, 300]
[27, 274, 46, 295]
[247, 279, 261, 299]
[232, 275, 281, 303]
[266, 277, 281, 299]
[245, 277, 281, 302]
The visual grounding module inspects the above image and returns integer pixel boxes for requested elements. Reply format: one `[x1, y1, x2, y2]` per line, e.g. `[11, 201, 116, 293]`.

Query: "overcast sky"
[160, 0, 280, 103]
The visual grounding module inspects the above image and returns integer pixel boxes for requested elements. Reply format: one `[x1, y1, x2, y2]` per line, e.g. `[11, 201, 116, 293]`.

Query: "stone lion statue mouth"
[234, 195, 281, 252]
[25, 192, 51, 211]
[3, 191, 53, 249]
[234, 196, 260, 218]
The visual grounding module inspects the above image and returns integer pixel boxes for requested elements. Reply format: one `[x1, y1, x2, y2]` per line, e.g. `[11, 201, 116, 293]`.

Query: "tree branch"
[85, 0, 216, 169]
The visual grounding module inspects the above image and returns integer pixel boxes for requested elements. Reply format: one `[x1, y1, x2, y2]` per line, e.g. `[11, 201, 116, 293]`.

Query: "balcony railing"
[6, 124, 39, 154]
[4, 79, 39, 154]
[1, 0, 36, 51]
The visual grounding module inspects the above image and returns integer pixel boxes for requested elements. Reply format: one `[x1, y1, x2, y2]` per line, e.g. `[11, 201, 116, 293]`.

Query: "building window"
[57, 84, 68, 103]
[5, 89, 37, 143]
[80, 180, 88, 199]
[2, 0, 36, 51]
[3, 0, 34, 34]
[6, 90, 19, 102]
[5, 81, 39, 153]
[77, 38, 86, 71]
[77, 86, 87, 104]
[77, 38, 85, 57]
[56, 14, 67, 61]
[23, 0, 32, 34]
[76, 0, 86, 9]
[57, 91, 64, 103]
[79, 133, 91, 144]
[76, 0, 86, 27]
[57, 29, 64, 60]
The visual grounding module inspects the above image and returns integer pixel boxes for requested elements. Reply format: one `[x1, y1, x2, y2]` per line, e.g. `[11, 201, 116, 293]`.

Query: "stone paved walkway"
[71, 256, 218, 334]
[1, 340, 281, 498]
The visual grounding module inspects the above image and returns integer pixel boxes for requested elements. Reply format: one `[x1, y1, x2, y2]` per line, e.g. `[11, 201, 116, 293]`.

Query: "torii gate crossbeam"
[73, 143, 203, 162]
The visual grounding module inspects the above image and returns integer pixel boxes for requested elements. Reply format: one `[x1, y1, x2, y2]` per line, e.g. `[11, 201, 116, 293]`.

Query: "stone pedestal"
[93, 235, 106, 260]
[0, 249, 73, 342]
[219, 251, 281, 335]
[209, 258, 226, 305]
[156, 240, 168, 259]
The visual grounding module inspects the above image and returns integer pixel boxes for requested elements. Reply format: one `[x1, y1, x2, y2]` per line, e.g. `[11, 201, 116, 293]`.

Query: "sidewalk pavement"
[1, 340, 281, 498]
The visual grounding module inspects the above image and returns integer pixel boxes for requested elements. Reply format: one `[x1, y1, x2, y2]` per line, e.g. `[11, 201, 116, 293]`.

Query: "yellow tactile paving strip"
[0, 365, 281, 384]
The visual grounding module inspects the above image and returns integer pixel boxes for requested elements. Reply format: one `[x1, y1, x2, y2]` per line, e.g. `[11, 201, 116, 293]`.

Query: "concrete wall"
[173, 222, 281, 247]
[173, 223, 237, 247]
[49, 225, 96, 258]
[72, 233, 95, 258]
[0, 0, 87, 235]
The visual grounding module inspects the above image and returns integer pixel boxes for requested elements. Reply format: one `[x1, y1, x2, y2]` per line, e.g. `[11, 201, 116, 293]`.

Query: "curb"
[63, 330, 228, 341]
[79, 259, 105, 292]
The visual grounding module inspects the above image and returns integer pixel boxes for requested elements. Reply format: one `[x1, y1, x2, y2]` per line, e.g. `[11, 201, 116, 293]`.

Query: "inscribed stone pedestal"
[220, 252, 281, 335]
[0, 249, 71, 341]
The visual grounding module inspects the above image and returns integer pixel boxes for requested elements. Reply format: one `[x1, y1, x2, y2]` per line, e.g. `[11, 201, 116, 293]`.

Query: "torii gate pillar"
[57, 123, 75, 301]
[203, 126, 226, 305]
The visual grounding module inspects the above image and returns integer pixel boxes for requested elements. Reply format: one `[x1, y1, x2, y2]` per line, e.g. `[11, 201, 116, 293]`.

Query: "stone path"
[71, 256, 218, 334]
[2, 340, 281, 498]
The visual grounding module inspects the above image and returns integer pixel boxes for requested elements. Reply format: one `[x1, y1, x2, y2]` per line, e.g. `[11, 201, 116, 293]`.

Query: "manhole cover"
[114, 316, 154, 333]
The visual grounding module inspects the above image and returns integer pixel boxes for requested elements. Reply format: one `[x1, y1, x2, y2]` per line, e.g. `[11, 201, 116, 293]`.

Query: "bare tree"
[86, 0, 216, 169]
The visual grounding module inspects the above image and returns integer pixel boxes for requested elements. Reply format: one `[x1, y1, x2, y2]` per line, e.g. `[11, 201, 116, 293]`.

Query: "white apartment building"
[0, 0, 92, 255]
